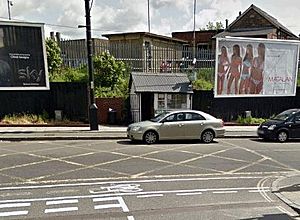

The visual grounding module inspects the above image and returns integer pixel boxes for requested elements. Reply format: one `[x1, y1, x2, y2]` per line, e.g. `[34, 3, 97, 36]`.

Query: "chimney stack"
[225, 19, 228, 29]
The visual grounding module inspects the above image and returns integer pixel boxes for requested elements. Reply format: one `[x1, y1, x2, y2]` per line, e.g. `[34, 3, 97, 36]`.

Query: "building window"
[157, 94, 165, 109]
[167, 94, 187, 109]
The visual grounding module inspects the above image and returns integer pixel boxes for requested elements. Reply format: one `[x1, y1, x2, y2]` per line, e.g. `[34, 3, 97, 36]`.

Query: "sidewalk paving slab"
[272, 173, 300, 216]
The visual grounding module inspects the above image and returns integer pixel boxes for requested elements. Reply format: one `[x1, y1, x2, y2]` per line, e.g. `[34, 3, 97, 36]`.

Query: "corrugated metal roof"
[131, 72, 193, 93]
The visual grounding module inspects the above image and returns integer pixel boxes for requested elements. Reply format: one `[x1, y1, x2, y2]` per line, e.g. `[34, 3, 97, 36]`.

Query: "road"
[0, 138, 299, 219]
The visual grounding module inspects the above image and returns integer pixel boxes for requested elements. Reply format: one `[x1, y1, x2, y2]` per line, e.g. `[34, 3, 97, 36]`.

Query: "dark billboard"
[0, 21, 49, 90]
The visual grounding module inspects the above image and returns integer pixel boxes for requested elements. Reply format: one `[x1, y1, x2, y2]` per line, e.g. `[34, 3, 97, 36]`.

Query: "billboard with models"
[215, 37, 299, 97]
[0, 21, 49, 90]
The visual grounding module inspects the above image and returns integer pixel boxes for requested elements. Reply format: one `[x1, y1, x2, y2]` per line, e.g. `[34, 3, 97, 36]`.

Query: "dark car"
[257, 109, 300, 142]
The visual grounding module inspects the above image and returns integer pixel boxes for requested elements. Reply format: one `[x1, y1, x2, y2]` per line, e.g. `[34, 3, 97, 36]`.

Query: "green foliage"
[93, 51, 130, 98]
[45, 39, 62, 74]
[93, 51, 129, 89]
[298, 69, 300, 86]
[1, 113, 47, 124]
[236, 115, 266, 125]
[50, 67, 88, 82]
[200, 21, 224, 30]
[192, 68, 214, 90]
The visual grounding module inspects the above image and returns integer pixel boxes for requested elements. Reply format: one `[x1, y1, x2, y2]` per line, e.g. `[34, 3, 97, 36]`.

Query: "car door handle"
[178, 123, 184, 127]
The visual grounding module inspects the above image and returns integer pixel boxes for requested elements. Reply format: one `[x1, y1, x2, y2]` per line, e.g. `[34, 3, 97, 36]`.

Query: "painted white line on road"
[212, 191, 237, 194]
[94, 204, 123, 210]
[137, 194, 164, 198]
[127, 216, 135, 220]
[93, 197, 129, 212]
[0, 210, 28, 217]
[46, 199, 78, 205]
[44, 207, 78, 214]
[0, 186, 270, 204]
[0, 176, 270, 191]
[249, 190, 270, 193]
[176, 192, 203, 196]
[276, 206, 295, 217]
[0, 202, 31, 208]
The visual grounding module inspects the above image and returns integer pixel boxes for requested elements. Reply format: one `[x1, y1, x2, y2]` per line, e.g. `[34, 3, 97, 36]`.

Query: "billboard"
[0, 21, 49, 90]
[215, 37, 300, 97]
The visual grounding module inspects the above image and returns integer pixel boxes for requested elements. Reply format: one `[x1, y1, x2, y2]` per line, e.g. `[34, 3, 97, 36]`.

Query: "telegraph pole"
[147, 0, 151, 32]
[7, 0, 13, 20]
[84, 0, 99, 130]
[193, 0, 196, 60]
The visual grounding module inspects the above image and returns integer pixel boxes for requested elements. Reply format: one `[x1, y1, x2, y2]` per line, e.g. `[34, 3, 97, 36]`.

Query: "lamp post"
[84, 0, 98, 130]
[7, 0, 13, 20]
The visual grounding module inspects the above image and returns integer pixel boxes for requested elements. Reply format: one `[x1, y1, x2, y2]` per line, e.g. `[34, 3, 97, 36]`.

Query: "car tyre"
[201, 130, 214, 143]
[277, 130, 288, 142]
[143, 131, 158, 144]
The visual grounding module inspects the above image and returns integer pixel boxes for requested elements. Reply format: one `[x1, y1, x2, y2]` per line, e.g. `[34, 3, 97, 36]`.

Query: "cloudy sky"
[0, 0, 300, 39]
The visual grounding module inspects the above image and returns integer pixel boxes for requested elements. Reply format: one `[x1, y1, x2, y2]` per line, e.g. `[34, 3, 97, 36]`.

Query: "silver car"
[127, 110, 225, 144]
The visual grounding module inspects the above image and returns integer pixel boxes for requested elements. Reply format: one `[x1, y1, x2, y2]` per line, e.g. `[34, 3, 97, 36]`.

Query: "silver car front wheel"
[277, 131, 288, 142]
[143, 131, 158, 144]
[201, 130, 214, 143]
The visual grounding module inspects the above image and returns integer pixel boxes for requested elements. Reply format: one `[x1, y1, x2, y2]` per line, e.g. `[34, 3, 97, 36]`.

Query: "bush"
[1, 113, 47, 124]
[50, 67, 88, 82]
[193, 68, 214, 90]
[236, 115, 266, 125]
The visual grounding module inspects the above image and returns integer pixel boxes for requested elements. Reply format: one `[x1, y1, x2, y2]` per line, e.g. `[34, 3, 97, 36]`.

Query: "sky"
[0, 0, 300, 39]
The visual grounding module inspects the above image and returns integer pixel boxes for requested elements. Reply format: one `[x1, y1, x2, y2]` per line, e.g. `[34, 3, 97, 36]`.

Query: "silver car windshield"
[150, 112, 168, 122]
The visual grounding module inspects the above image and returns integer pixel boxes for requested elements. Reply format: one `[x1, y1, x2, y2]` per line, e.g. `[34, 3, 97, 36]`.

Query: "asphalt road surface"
[0, 138, 299, 219]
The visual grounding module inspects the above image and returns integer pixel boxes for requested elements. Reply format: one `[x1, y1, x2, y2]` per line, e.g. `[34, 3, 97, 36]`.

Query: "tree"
[93, 51, 129, 89]
[45, 39, 62, 75]
[200, 21, 224, 30]
[93, 51, 130, 98]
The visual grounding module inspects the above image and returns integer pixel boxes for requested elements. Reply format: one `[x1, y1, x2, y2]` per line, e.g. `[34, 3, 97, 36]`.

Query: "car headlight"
[268, 125, 276, 130]
[131, 126, 141, 132]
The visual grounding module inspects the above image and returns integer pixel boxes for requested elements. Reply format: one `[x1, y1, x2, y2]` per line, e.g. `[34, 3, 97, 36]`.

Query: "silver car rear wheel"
[143, 131, 158, 144]
[277, 131, 288, 142]
[201, 130, 214, 143]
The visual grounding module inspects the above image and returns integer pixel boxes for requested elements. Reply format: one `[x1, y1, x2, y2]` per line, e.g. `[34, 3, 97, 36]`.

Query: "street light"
[7, 0, 13, 20]
[84, 0, 99, 130]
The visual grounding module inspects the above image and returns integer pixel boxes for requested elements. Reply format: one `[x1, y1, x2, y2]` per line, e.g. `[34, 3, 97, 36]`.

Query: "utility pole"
[147, 0, 151, 32]
[84, 0, 99, 130]
[7, 0, 13, 20]
[193, 0, 196, 60]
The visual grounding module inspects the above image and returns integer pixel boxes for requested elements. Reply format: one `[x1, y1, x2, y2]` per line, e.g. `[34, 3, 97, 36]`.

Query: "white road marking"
[93, 197, 129, 212]
[44, 207, 78, 213]
[176, 192, 203, 196]
[0, 202, 31, 208]
[94, 204, 122, 209]
[0, 210, 28, 217]
[46, 199, 78, 205]
[212, 191, 238, 194]
[137, 194, 164, 198]
[0, 176, 271, 191]
[0, 186, 270, 204]
[249, 190, 270, 193]
[93, 197, 134, 220]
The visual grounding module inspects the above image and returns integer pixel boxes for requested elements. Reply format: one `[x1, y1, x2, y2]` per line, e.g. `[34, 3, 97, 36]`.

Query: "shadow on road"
[250, 138, 300, 143]
[240, 213, 294, 220]
[117, 140, 218, 145]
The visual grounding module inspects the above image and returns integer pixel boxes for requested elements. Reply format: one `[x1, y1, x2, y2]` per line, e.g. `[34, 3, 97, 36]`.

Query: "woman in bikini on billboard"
[227, 44, 242, 95]
[250, 43, 265, 94]
[217, 46, 229, 95]
[239, 44, 253, 94]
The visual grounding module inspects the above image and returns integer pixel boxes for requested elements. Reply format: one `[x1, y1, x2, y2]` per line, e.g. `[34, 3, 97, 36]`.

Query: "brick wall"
[96, 98, 124, 124]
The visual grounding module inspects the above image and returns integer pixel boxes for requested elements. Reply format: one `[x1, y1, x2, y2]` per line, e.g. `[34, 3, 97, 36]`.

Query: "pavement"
[0, 124, 299, 218]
